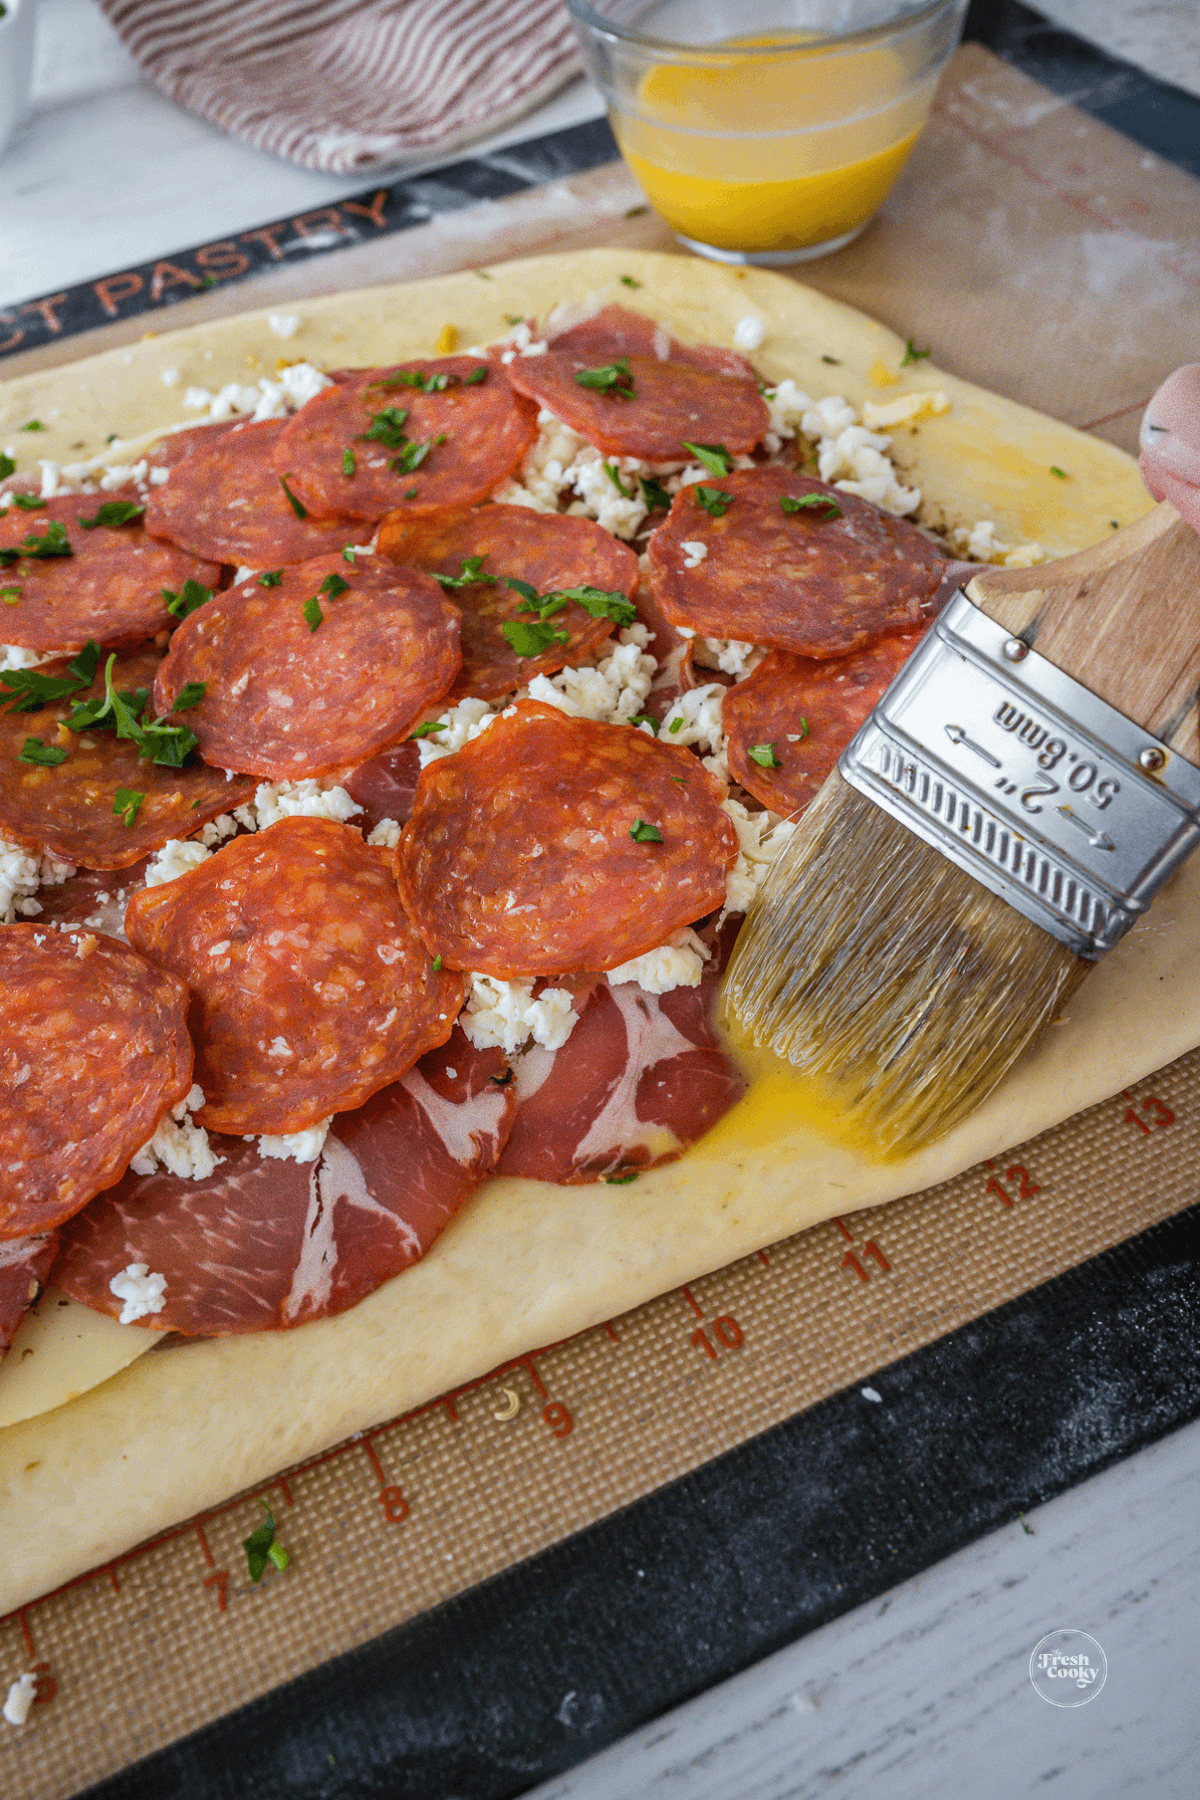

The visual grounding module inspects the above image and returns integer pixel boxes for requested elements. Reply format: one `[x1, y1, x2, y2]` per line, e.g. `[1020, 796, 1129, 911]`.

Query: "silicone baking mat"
[3, 10, 1200, 1796]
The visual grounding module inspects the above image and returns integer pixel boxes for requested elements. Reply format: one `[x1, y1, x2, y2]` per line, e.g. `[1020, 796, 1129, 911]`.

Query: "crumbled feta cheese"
[762, 381, 920, 516]
[416, 696, 498, 766]
[247, 779, 361, 829]
[526, 625, 656, 726]
[493, 319, 548, 360]
[734, 315, 765, 351]
[367, 817, 402, 848]
[0, 644, 57, 674]
[949, 519, 1049, 568]
[861, 390, 950, 430]
[99, 458, 148, 492]
[255, 1118, 332, 1163]
[108, 1262, 168, 1325]
[3, 1673, 36, 1727]
[659, 683, 728, 783]
[721, 797, 798, 915]
[0, 838, 74, 923]
[182, 363, 330, 425]
[130, 1085, 221, 1180]
[268, 313, 301, 339]
[605, 927, 709, 993]
[493, 411, 693, 541]
[681, 540, 708, 569]
[692, 636, 763, 679]
[143, 838, 214, 887]
[149, 466, 170, 485]
[161, 368, 181, 388]
[461, 975, 577, 1055]
[38, 460, 62, 498]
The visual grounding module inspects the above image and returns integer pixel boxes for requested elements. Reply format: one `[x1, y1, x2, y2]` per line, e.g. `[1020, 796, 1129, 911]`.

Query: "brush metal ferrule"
[837, 589, 1200, 958]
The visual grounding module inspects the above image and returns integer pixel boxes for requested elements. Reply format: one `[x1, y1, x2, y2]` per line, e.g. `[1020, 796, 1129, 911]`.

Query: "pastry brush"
[722, 501, 1200, 1157]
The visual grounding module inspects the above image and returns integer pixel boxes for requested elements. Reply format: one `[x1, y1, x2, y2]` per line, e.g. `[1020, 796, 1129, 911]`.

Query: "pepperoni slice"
[0, 924, 193, 1239]
[0, 644, 255, 870]
[147, 420, 240, 469]
[144, 418, 354, 568]
[54, 1030, 515, 1335]
[152, 553, 461, 780]
[273, 358, 539, 521]
[503, 345, 768, 461]
[497, 933, 746, 1183]
[0, 495, 220, 654]
[0, 1233, 59, 1356]
[547, 303, 758, 382]
[395, 699, 738, 978]
[377, 504, 638, 701]
[724, 634, 925, 814]
[649, 467, 946, 657]
[125, 816, 467, 1135]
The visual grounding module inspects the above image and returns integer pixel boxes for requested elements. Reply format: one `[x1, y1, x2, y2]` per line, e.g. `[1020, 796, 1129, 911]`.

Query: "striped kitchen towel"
[100, 0, 583, 174]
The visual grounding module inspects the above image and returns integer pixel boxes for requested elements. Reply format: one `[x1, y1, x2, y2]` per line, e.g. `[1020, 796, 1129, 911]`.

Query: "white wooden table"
[2, 5, 1198, 1795]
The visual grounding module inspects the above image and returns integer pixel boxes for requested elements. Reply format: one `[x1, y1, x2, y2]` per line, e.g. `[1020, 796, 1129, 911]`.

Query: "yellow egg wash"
[612, 30, 937, 255]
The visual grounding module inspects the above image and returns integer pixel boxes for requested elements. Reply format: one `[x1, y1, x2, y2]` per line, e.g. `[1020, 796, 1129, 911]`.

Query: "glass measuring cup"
[563, 0, 968, 263]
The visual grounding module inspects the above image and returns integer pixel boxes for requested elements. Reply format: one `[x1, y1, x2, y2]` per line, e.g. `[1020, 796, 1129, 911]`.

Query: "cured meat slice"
[144, 418, 355, 568]
[147, 419, 240, 469]
[725, 633, 925, 815]
[125, 816, 467, 1135]
[343, 741, 420, 833]
[497, 928, 746, 1183]
[0, 495, 220, 653]
[152, 553, 461, 780]
[273, 359, 539, 521]
[546, 303, 758, 382]
[25, 861, 148, 938]
[395, 699, 738, 978]
[377, 504, 638, 701]
[648, 467, 947, 657]
[0, 644, 255, 870]
[0, 1233, 59, 1358]
[54, 1031, 515, 1336]
[504, 346, 769, 462]
[0, 924, 193, 1239]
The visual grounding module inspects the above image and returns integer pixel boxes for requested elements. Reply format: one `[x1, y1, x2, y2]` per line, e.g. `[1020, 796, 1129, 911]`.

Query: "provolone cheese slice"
[0, 1291, 156, 1430]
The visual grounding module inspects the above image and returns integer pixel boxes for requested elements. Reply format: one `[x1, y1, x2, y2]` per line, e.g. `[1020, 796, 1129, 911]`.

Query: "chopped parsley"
[667, 715, 683, 733]
[374, 368, 452, 394]
[279, 474, 307, 519]
[821, 354, 840, 365]
[0, 586, 19, 605]
[80, 500, 145, 529]
[514, 584, 637, 628]
[682, 441, 732, 476]
[1110, 519, 1120, 529]
[781, 493, 841, 519]
[606, 1172, 639, 1184]
[360, 406, 410, 449]
[113, 786, 145, 827]
[0, 454, 14, 479]
[19, 736, 69, 766]
[639, 476, 672, 511]
[432, 955, 443, 972]
[796, 716, 809, 739]
[620, 275, 641, 289]
[259, 569, 283, 586]
[408, 719, 445, 739]
[503, 619, 569, 657]
[575, 358, 634, 400]
[1050, 465, 1068, 479]
[404, 486, 419, 499]
[604, 460, 633, 498]
[20, 420, 45, 432]
[463, 366, 489, 386]
[318, 572, 350, 601]
[695, 484, 732, 517]
[66, 652, 199, 767]
[503, 314, 523, 326]
[901, 337, 931, 366]
[433, 555, 497, 590]
[630, 713, 657, 734]
[171, 681, 207, 711]
[243, 1502, 289, 1583]
[162, 578, 213, 619]
[302, 595, 323, 632]
[629, 818, 663, 843]
[342, 446, 356, 476]
[0, 640, 99, 713]
[391, 438, 432, 475]
[748, 742, 781, 768]
[12, 495, 46, 511]
[0, 519, 72, 565]
[342, 546, 358, 564]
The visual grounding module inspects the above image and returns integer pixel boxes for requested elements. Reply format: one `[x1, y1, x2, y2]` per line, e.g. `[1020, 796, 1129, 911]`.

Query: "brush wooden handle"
[965, 501, 1200, 762]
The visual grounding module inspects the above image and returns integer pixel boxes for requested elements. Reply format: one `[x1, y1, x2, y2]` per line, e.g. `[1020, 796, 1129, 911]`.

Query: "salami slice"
[147, 420, 240, 470]
[343, 741, 420, 833]
[54, 1030, 514, 1336]
[125, 816, 467, 1135]
[504, 347, 769, 462]
[546, 303, 758, 382]
[273, 359, 539, 521]
[497, 923, 745, 1182]
[377, 504, 638, 701]
[395, 699, 738, 978]
[152, 553, 460, 780]
[144, 418, 354, 568]
[725, 633, 925, 815]
[0, 1233, 59, 1357]
[0, 924, 193, 1239]
[0, 644, 256, 870]
[649, 467, 947, 657]
[0, 495, 220, 653]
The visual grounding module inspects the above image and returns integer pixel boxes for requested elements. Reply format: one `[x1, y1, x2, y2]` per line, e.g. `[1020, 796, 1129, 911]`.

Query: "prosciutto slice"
[0, 1233, 58, 1358]
[53, 1031, 515, 1335]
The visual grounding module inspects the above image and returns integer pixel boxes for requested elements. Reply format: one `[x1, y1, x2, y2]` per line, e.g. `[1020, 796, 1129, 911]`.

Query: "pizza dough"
[0, 248, 1179, 1617]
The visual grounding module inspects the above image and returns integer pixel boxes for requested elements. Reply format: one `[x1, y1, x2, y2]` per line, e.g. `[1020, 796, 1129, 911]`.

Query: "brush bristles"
[723, 774, 1091, 1157]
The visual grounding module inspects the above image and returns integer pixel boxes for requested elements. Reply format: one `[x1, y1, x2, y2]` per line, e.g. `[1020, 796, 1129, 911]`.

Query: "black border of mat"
[4, 0, 1200, 359]
[81, 1199, 1200, 1800]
